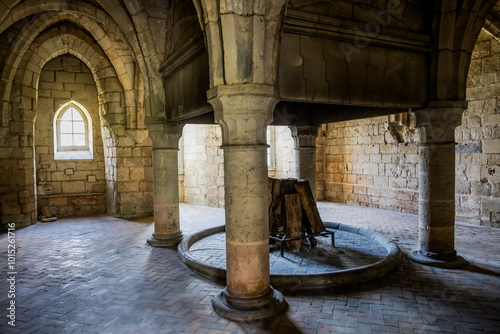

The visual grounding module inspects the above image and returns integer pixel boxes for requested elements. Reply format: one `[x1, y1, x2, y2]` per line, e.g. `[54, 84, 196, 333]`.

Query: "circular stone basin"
[178, 222, 401, 290]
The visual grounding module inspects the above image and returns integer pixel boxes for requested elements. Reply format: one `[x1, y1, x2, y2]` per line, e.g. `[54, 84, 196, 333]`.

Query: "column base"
[212, 287, 287, 321]
[409, 250, 466, 269]
[147, 231, 183, 248]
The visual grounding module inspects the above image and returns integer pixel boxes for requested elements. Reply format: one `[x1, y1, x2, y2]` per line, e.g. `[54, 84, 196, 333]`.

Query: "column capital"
[412, 100, 467, 144]
[146, 121, 184, 149]
[207, 84, 278, 146]
[289, 125, 319, 149]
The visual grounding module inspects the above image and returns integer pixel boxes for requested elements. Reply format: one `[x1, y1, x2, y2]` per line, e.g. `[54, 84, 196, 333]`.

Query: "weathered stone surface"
[456, 142, 481, 153]
[0, 0, 498, 242]
[483, 139, 500, 154]
[146, 121, 184, 247]
[32, 55, 107, 218]
[182, 124, 225, 207]
[207, 83, 285, 319]
[290, 126, 319, 199]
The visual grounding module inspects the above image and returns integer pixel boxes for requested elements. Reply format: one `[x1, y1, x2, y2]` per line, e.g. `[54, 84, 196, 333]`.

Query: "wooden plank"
[268, 177, 273, 211]
[280, 178, 298, 195]
[278, 178, 297, 230]
[294, 180, 326, 233]
[285, 194, 302, 250]
[268, 178, 282, 234]
[302, 212, 317, 247]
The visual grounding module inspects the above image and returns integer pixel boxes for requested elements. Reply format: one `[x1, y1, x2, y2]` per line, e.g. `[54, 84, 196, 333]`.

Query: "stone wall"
[181, 125, 296, 208]
[182, 124, 224, 207]
[163, 0, 201, 59]
[456, 30, 500, 226]
[113, 136, 153, 218]
[319, 117, 419, 214]
[35, 55, 106, 217]
[177, 30, 499, 227]
[317, 29, 500, 227]
[179, 28, 499, 228]
[33, 54, 155, 219]
[268, 126, 295, 179]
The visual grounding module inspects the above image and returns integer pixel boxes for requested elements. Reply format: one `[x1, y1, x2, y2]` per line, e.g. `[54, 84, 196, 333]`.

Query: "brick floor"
[1, 202, 499, 333]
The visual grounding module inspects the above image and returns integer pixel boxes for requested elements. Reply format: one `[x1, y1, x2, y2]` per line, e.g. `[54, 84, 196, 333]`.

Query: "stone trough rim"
[178, 222, 401, 290]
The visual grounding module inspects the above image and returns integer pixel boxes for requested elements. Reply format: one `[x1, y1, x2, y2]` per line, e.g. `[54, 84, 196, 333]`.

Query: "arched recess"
[429, 0, 498, 101]
[34, 56, 107, 217]
[0, 0, 165, 120]
[8, 25, 125, 219]
[0, 0, 144, 70]
[98, 0, 165, 119]
[0, 11, 140, 129]
[483, 2, 500, 40]
[0, 0, 162, 227]
[1, 22, 155, 225]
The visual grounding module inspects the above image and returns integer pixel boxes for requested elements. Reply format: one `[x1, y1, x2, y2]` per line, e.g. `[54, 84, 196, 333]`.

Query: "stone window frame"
[53, 100, 93, 160]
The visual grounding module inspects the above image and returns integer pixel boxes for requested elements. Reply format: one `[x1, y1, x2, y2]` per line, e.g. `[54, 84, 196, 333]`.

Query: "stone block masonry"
[456, 29, 500, 227]
[33, 54, 154, 220]
[115, 143, 153, 217]
[319, 118, 420, 215]
[35, 55, 107, 217]
[180, 30, 499, 227]
[37, 194, 106, 217]
[268, 126, 295, 180]
[182, 124, 225, 208]
[181, 125, 296, 209]
[314, 29, 499, 226]
[176, 30, 498, 227]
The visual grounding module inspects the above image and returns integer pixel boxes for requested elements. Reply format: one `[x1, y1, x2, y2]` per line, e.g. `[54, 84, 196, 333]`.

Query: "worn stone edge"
[177, 222, 401, 289]
[178, 225, 227, 282]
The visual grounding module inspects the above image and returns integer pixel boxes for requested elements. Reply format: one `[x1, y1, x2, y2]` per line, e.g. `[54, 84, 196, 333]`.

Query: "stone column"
[146, 122, 184, 247]
[290, 126, 319, 199]
[209, 84, 286, 321]
[316, 125, 327, 201]
[409, 101, 466, 268]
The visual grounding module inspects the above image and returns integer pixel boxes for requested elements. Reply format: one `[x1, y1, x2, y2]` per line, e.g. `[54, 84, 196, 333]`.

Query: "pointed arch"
[430, 0, 498, 101]
[53, 100, 93, 160]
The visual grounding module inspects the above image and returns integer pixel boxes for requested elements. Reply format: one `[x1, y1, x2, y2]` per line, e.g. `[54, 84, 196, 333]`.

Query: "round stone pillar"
[290, 126, 319, 200]
[146, 122, 184, 248]
[409, 101, 467, 268]
[208, 84, 287, 321]
[417, 142, 457, 258]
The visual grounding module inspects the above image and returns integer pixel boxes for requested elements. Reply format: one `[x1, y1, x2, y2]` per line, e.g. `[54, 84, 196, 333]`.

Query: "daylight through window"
[53, 101, 93, 160]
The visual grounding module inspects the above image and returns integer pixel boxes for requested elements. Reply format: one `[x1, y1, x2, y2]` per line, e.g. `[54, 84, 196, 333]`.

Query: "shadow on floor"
[462, 259, 500, 277]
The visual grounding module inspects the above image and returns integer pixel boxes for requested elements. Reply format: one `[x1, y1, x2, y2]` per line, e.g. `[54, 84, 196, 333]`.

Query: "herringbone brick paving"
[1, 202, 499, 333]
